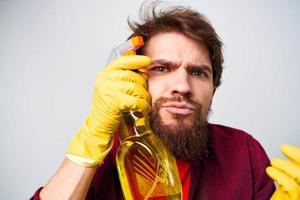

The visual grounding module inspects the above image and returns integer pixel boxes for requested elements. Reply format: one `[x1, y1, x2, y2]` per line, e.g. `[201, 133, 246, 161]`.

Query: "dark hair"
[128, 1, 223, 88]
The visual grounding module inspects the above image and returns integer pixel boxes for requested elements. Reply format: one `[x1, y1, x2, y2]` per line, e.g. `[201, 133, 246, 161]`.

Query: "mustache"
[153, 96, 199, 107]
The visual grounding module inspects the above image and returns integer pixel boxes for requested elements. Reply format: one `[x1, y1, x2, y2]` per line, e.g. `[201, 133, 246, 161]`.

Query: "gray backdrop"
[1, 0, 299, 199]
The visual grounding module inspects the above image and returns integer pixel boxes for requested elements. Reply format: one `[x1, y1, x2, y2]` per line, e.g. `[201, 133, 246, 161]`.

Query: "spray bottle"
[107, 36, 182, 200]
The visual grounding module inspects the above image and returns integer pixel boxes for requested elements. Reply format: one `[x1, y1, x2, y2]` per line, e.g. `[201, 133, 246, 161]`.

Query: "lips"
[161, 102, 195, 115]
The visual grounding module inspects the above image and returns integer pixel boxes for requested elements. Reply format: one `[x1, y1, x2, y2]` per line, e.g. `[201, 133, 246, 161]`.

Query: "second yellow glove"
[266, 144, 300, 200]
[66, 55, 152, 166]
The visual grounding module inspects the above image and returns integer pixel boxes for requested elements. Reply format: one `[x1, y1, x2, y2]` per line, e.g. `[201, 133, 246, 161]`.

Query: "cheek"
[148, 77, 161, 106]
[191, 83, 214, 106]
[148, 76, 170, 106]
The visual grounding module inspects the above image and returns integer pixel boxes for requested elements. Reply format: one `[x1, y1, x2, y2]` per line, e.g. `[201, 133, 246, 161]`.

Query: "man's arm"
[39, 158, 97, 200]
[31, 55, 151, 199]
[247, 137, 275, 199]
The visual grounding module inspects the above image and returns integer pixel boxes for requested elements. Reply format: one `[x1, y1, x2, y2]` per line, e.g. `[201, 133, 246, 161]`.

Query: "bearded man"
[32, 2, 300, 200]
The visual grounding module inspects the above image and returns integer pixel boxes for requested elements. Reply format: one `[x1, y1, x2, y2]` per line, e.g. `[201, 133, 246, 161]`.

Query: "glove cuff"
[66, 154, 102, 167]
[66, 126, 114, 167]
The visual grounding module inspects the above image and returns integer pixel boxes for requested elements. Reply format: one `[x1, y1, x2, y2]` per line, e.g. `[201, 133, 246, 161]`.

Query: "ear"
[212, 87, 216, 96]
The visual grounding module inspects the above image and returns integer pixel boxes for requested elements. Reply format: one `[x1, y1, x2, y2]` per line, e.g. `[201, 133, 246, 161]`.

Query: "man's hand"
[66, 55, 152, 166]
[266, 144, 300, 200]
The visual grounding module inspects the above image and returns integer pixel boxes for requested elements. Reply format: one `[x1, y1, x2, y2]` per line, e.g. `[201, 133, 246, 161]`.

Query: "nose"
[171, 68, 192, 98]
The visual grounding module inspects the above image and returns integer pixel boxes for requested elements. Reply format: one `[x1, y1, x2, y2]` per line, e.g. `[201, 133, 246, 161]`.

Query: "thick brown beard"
[149, 96, 209, 161]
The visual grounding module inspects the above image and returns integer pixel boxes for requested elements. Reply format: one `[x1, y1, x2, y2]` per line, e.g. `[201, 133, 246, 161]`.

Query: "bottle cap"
[131, 36, 144, 49]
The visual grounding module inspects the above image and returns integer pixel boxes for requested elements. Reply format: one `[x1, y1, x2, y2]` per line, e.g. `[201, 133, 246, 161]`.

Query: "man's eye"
[151, 66, 169, 72]
[191, 69, 206, 77]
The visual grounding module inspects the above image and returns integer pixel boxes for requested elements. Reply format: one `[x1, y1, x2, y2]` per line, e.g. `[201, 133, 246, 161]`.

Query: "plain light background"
[1, 0, 299, 199]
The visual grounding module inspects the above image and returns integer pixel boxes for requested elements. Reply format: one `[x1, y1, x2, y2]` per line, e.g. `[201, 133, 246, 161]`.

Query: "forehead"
[143, 32, 211, 66]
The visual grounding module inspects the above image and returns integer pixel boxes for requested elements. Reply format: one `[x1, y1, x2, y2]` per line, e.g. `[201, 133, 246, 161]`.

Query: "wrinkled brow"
[150, 59, 212, 74]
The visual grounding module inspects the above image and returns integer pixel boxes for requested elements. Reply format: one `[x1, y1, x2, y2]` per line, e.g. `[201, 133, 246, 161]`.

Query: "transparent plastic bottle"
[116, 111, 182, 200]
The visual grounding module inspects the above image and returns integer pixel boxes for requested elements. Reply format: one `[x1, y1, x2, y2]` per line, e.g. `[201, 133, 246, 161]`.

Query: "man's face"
[144, 32, 215, 160]
[145, 32, 214, 126]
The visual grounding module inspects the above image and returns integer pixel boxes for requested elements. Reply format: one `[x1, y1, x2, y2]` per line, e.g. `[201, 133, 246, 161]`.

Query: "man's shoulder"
[207, 123, 268, 158]
[208, 123, 254, 141]
[204, 124, 274, 197]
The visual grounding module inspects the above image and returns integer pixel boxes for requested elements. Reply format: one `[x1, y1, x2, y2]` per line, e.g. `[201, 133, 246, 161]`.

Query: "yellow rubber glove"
[66, 55, 152, 167]
[266, 144, 300, 200]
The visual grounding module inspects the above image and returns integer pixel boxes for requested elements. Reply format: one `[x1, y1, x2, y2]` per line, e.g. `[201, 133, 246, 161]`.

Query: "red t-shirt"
[177, 160, 191, 200]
